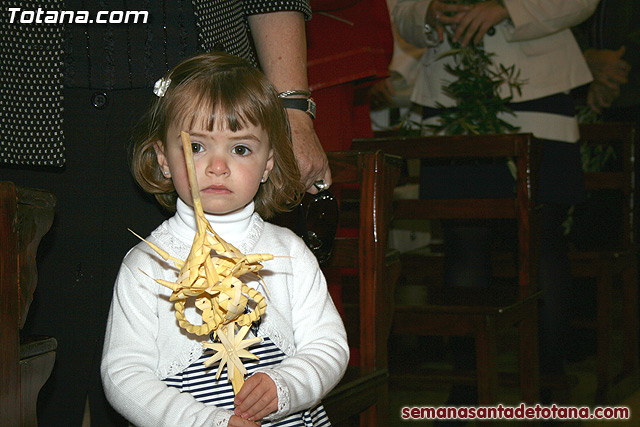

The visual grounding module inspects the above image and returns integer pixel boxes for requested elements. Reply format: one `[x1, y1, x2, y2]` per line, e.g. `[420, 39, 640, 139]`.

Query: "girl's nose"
[205, 154, 230, 176]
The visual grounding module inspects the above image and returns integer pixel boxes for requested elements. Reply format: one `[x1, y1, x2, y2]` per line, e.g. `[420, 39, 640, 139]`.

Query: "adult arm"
[248, 11, 331, 194]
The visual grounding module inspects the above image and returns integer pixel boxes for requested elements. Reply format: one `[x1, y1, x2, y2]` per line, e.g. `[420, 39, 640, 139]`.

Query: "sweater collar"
[168, 198, 256, 250]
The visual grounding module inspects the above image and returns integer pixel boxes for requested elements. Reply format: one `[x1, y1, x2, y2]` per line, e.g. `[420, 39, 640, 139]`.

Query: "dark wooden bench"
[1, 182, 56, 427]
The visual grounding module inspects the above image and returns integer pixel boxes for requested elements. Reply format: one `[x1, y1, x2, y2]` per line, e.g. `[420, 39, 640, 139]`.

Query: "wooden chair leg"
[360, 406, 375, 427]
[476, 322, 498, 405]
[376, 382, 389, 426]
[596, 270, 613, 402]
[359, 381, 388, 427]
[519, 306, 540, 405]
[622, 261, 639, 377]
[20, 351, 56, 427]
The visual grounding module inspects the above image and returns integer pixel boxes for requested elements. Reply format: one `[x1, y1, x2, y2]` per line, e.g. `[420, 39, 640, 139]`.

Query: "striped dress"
[163, 332, 331, 427]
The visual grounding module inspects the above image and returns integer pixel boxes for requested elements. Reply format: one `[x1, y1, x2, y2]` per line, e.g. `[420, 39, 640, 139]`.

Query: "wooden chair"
[0, 182, 56, 427]
[272, 150, 402, 426]
[567, 122, 639, 403]
[352, 133, 543, 407]
[484, 123, 639, 403]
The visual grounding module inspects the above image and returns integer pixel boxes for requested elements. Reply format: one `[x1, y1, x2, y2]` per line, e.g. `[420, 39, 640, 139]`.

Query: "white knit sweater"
[101, 200, 349, 427]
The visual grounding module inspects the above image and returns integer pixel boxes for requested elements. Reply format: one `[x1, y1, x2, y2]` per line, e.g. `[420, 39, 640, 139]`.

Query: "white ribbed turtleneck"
[166, 198, 254, 248]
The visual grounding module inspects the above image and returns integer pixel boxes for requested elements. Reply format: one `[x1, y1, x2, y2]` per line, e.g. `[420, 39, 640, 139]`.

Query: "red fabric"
[307, 3, 392, 362]
[327, 282, 344, 316]
[306, 0, 393, 150]
[307, 0, 393, 91]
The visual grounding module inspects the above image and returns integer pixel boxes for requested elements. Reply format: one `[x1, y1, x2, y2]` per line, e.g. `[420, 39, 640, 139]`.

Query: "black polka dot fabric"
[0, 0, 311, 168]
[0, 0, 65, 167]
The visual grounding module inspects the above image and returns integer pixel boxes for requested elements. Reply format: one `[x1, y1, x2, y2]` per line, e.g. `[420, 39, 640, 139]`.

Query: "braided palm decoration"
[133, 132, 272, 393]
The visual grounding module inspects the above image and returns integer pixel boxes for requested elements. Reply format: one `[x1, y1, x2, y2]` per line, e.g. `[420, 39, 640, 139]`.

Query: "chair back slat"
[395, 198, 517, 220]
[577, 122, 636, 249]
[354, 134, 528, 159]
[584, 172, 626, 189]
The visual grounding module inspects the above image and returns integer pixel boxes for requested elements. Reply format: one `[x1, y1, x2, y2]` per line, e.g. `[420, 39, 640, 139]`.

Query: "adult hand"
[287, 109, 331, 194]
[587, 81, 620, 114]
[584, 47, 630, 113]
[451, 1, 509, 47]
[584, 47, 630, 90]
[368, 78, 395, 111]
[234, 372, 278, 422]
[425, 0, 471, 43]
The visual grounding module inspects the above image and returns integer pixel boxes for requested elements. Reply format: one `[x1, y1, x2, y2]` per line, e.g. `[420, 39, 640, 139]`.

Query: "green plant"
[423, 4, 525, 183]
[427, 4, 526, 136]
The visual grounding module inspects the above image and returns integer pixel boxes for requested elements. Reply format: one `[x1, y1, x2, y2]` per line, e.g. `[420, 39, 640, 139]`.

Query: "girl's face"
[156, 116, 274, 215]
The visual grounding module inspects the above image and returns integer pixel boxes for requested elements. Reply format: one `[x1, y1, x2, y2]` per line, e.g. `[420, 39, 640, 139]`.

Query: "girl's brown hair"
[130, 51, 303, 218]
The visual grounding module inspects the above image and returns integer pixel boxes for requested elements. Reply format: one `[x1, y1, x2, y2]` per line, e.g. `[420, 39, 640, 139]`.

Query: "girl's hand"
[451, 1, 509, 47]
[228, 415, 261, 427]
[426, 0, 472, 43]
[234, 373, 278, 422]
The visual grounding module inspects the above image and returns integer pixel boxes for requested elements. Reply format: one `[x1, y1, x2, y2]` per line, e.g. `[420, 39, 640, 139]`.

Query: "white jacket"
[101, 201, 349, 427]
[393, 0, 597, 107]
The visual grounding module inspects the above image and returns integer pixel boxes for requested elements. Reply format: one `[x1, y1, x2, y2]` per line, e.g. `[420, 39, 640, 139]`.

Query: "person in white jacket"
[101, 51, 349, 427]
[393, 0, 599, 408]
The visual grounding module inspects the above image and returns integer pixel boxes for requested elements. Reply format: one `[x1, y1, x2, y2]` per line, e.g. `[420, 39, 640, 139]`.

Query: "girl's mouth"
[202, 185, 231, 194]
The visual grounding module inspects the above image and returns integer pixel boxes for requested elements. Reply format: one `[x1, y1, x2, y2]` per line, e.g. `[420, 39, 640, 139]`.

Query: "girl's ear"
[263, 148, 275, 182]
[154, 141, 170, 176]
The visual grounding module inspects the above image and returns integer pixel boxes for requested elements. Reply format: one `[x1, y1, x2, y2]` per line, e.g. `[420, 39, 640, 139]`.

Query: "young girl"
[101, 52, 349, 427]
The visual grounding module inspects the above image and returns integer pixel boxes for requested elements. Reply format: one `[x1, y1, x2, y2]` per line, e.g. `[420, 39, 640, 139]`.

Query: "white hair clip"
[153, 77, 171, 97]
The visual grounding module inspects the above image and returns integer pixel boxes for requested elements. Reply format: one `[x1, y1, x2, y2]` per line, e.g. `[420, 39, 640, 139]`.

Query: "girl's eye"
[191, 142, 204, 153]
[232, 145, 251, 156]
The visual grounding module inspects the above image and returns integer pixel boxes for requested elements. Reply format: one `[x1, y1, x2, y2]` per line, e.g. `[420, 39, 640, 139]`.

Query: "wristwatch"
[281, 97, 316, 119]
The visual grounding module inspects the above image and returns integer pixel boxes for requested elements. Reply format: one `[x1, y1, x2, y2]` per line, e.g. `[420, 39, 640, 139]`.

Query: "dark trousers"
[0, 88, 169, 426]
